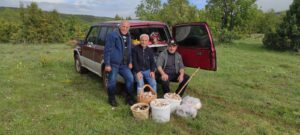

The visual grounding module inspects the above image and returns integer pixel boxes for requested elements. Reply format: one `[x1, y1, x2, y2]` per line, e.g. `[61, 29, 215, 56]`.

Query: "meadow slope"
[0, 39, 299, 134]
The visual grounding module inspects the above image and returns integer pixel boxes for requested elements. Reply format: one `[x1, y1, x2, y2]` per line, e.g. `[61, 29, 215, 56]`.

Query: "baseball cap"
[169, 40, 177, 46]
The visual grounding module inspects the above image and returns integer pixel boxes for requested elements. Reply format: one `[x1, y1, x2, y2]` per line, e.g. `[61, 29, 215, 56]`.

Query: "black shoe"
[109, 100, 118, 107]
[127, 100, 135, 106]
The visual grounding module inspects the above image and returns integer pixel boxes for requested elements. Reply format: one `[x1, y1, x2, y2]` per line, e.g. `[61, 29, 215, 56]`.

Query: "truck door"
[82, 26, 99, 68]
[172, 22, 217, 71]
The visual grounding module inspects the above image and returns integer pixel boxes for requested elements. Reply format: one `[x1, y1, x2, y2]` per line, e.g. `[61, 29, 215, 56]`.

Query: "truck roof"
[93, 20, 168, 27]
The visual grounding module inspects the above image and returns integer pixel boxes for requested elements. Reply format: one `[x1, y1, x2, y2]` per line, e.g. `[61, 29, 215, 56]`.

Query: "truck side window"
[98, 26, 108, 45]
[86, 26, 100, 45]
[106, 27, 113, 37]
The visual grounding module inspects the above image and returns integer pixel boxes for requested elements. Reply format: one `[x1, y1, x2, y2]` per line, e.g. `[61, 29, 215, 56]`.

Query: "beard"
[141, 44, 147, 48]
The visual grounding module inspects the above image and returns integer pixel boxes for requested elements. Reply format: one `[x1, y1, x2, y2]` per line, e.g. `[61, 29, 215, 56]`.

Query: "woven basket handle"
[139, 84, 156, 95]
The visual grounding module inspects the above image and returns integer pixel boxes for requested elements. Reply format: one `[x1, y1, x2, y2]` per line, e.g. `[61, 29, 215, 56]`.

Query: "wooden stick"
[176, 67, 200, 96]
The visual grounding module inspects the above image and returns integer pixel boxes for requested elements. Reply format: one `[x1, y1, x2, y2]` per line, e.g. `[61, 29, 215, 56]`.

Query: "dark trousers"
[160, 73, 190, 96]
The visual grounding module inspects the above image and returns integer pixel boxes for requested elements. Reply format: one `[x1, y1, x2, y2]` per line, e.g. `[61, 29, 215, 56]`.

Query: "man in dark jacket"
[156, 41, 190, 96]
[104, 20, 134, 107]
[132, 34, 157, 95]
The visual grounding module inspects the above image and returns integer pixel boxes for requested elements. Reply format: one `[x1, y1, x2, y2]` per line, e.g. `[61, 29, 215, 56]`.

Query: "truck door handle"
[196, 52, 202, 56]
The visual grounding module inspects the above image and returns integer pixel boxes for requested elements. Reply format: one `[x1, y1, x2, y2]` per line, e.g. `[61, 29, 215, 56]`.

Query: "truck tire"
[74, 54, 87, 74]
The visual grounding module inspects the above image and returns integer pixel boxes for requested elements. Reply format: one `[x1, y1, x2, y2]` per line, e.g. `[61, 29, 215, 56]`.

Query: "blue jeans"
[135, 69, 157, 95]
[107, 64, 134, 101]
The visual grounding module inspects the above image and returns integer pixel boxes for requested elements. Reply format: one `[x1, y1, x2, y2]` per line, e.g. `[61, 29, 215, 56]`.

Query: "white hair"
[119, 20, 129, 26]
[139, 34, 149, 40]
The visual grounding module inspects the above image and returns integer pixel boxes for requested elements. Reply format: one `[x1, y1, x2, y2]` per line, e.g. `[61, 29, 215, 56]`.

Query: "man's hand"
[136, 72, 143, 80]
[105, 65, 112, 72]
[178, 74, 184, 83]
[128, 63, 133, 69]
[150, 71, 155, 79]
[161, 73, 169, 81]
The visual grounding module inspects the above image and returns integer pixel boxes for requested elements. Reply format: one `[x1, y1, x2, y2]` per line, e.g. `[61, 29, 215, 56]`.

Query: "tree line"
[0, 3, 90, 44]
[263, 0, 300, 51]
[135, 0, 299, 51]
[0, 0, 299, 51]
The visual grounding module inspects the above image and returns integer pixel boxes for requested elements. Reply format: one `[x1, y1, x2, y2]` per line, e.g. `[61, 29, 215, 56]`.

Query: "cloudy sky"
[0, 0, 293, 18]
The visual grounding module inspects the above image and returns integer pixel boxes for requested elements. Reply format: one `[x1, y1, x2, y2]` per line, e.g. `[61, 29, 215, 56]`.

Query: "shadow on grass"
[70, 70, 131, 101]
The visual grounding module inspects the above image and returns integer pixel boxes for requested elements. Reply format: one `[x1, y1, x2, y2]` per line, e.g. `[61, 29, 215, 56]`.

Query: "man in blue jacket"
[104, 20, 134, 107]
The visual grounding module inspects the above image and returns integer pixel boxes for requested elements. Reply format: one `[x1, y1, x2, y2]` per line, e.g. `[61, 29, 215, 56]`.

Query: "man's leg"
[142, 69, 157, 93]
[107, 66, 119, 106]
[160, 73, 170, 94]
[135, 72, 144, 95]
[175, 74, 190, 96]
[119, 65, 135, 105]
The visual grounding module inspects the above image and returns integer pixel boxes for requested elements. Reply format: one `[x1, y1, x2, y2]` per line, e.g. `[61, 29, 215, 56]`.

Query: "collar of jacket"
[137, 44, 148, 50]
[117, 30, 131, 46]
[162, 49, 180, 70]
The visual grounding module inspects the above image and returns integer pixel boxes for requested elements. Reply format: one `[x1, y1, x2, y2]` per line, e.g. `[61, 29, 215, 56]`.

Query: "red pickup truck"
[73, 20, 217, 88]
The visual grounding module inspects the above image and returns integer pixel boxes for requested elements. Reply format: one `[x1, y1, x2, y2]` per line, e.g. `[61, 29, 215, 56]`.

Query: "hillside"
[0, 7, 113, 24]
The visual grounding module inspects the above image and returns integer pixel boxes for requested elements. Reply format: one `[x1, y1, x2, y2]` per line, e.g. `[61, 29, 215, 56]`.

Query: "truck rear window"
[130, 27, 169, 45]
[175, 25, 211, 48]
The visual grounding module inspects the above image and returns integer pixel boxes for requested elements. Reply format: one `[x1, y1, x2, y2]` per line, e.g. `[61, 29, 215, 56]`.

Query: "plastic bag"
[175, 96, 202, 118]
[175, 104, 197, 118]
[181, 96, 202, 110]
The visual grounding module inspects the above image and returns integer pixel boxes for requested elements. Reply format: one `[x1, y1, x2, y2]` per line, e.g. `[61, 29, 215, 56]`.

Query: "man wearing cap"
[104, 20, 135, 107]
[156, 41, 190, 96]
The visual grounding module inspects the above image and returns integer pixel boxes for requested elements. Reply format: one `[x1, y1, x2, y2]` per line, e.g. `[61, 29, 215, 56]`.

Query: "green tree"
[114, 14, 123, 20]
[160, 0, 199, 25]
[46, 10, 67, 43]
[263, 0, 300, 51]
[65, 16, 89, 40]
[206, 0, 258, 42]
[0, 7, 21, 23]
[206, 0, 256, 31]
[0, 3, 95, 43]
[135, 0, 199, 25]
[19, 2, 45, 43]
[135, 0, 162, 20]
[16, 2, 72, 43]
[65, 16, 77, 39]
[0, 20, 19, 43]
[256, 10, 283, 33]
[126, 16, 132, 20]
[0, 7, 21, 43]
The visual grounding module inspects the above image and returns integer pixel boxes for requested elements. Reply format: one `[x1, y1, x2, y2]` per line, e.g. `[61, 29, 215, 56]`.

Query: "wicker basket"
[130, 103, 150, 120]
[137, 84, 157, 104]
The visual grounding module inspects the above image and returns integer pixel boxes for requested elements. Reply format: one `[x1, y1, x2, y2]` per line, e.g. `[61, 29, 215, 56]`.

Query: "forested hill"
[0, 7, 113, 24]
[0, 7, 21, 23]
[0, 5, 113, 43]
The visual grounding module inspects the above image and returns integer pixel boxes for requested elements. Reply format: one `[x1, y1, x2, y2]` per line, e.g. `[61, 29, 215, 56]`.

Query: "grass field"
[0, 38, 299, 134]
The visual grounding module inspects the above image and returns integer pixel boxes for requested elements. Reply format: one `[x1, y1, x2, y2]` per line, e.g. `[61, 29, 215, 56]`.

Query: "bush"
[263, 31, 296, 51]
[0, 20, 19, 43]
[263, 0, 300, 51]
[219, 29, 242, 43]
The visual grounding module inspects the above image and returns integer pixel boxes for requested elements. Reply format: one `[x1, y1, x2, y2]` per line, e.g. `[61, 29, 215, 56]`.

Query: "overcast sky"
[0, 0, 293, 18]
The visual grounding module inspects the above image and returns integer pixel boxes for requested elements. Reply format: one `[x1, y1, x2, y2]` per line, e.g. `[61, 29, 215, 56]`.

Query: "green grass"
[0, 39, 299, 134]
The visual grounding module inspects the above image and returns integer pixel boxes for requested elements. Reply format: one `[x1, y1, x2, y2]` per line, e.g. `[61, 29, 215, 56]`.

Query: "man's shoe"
[127, 100, 135, 106]
[109, 100, 118, 107]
